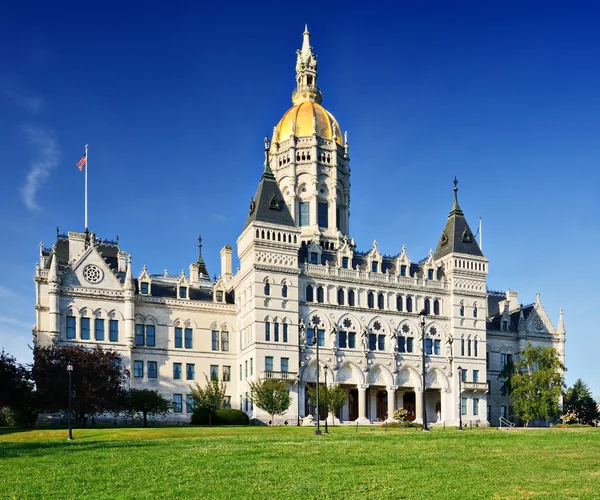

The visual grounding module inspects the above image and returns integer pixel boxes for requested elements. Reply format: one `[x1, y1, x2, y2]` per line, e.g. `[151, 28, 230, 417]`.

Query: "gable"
[61, 245, 124, 292]
[524, 304, 554, 335]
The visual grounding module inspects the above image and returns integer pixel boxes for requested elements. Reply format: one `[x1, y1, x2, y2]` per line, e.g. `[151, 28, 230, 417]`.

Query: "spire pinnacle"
[450, 176, 463, 216]
[557, 308, 565, 336]
[124, 254, 134, 291]
[48, 246, 59, 283]
[197, 235, 205, 264]
[263, 136, 275, 178]
[293, 26, 322, 105]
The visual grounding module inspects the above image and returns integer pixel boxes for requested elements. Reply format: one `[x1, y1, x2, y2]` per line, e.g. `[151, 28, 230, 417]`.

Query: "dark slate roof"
[486, 302, 534, 332]
[43, 234, 124, 281]
[244, 165, 296, 229]
[486, 291, 506, 318]
[134, 279, 225, 302]
[433, 186, 483, 260]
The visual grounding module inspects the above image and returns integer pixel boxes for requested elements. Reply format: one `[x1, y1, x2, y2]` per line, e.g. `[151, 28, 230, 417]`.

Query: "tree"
[190, 374, 227, 426]
[306, 384, 347, 424]
[563, 379, 599, 425]
[32, 345, 129, 426]
[248, 378, 291, 425]
[127, 389, 172, 427]
[0, 350, 39, 427]
[499, 343, 565, 426]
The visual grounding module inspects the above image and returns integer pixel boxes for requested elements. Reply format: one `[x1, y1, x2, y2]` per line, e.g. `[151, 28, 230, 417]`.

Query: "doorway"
[404, 391, 416, 421]
[348, 388, 358, 421]
[376, 391, 388, 420]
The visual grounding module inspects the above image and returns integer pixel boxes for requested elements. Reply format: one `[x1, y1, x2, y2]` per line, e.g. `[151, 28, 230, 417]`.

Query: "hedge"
[191, 408, 249, 426]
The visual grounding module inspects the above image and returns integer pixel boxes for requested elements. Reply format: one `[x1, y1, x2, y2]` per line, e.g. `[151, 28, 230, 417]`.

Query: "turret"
[47, 247, 60, 342]
[124, 255, 135, 347]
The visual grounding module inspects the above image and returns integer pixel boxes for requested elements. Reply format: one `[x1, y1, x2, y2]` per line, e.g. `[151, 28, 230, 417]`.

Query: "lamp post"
[457, 365, 463, 430]
[313, 330, 322, 436]
[419, 310, 429, 431]
[324, 365, 329, 434]
[67, 363, 73, 440]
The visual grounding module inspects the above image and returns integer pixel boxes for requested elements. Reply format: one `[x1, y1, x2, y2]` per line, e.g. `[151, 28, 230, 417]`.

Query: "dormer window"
[502, 320, 509, 332]
[310, 253, 318, 265]
[342, 257, 349, 269]
[140, 282, 150, 295]
[216, 290, 224, 302]
[400, 265, 407, 277]
[179, 286, 187, 299]
[427, 269, 434, 280]
[371, 262, 378, 273]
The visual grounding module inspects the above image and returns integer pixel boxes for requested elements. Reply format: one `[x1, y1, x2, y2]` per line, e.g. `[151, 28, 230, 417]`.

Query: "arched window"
[473, 306, 478, 318]
[316, 286, 324, 303]
[282, 284, 288, 298]
[264, 282, 270, 296]
[433, 299, 440, 316]
[396, 295, 403, 312]
[306, 285, 314, 302]
[367, 292, 374, 309]
[377, 293, 384, 310]
[406, 296, 413, 313]
[337, 289, 344, 306]
[424, 298, 431, 315]
[461, 338, 465, 356]
[348, 289, 355, 307]
[460, 303, 465, 317]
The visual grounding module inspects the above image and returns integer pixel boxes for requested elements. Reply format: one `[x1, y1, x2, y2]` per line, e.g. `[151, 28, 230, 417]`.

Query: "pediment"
[525, 304, 554, 335]
[62, 245, 123, 291]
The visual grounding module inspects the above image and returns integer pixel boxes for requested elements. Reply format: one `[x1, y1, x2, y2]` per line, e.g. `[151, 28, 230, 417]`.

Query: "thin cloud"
[213, 214, 227, 222]
[20, 125, 60, 211]
[0, 316, 31, 330]
[1, 84, 44, 114]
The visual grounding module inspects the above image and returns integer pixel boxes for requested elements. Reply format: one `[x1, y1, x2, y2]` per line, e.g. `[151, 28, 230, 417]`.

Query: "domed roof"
[274, 101, 342, 146]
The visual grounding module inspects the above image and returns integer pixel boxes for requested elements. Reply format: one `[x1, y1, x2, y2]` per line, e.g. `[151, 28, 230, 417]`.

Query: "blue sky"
[1, 2, 598, 395]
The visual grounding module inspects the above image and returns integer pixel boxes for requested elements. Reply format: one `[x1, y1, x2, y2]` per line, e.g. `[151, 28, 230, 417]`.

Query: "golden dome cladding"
[274, 102, 342, 146]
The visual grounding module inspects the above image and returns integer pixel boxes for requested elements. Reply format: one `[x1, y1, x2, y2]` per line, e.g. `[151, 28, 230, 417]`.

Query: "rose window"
[83, 265, 103, 284]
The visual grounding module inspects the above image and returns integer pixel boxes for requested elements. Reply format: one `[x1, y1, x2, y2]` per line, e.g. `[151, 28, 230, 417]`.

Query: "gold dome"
[274, 101, 342, 146]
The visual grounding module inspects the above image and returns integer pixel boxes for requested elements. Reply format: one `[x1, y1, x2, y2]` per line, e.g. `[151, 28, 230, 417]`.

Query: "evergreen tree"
[499, 342, 565, 426]
[563, 379, 599, 425]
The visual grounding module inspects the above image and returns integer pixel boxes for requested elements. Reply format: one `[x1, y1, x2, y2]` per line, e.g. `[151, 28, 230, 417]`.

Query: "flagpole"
[479, 216, 482, 251]
[84, 144, 88, 230]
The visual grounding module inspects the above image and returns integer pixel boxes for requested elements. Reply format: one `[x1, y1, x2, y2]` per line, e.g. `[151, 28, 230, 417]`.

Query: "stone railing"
[262, 370, 298, 381]
[300, 263, 447, 290]
[463, 381, 488, 392]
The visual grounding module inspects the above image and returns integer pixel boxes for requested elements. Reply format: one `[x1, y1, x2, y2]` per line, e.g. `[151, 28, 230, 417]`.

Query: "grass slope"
[1, 426, 599, 499]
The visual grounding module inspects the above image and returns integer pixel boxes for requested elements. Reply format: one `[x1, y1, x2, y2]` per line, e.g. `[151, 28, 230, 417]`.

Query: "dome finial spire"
[293, 26, 322, 105]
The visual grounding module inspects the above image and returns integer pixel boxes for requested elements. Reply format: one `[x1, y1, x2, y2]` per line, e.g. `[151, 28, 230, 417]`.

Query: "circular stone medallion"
[83, 264, 103, 284]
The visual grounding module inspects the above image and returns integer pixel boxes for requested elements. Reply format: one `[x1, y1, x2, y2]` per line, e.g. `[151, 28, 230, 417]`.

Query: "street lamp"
[324, 365, 329, 434]
[312, 330, 322, 436]
[66, 363, 73, 440]
[419, 310, 429, 431]
[457, 365, 464, 430]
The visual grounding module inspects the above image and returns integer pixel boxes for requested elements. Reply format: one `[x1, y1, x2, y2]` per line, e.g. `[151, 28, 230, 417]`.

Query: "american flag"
[76, 154, 87, 171]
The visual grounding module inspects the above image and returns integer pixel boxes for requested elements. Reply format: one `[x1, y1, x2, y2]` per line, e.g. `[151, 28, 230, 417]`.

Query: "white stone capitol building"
[33, 28, 566, 426]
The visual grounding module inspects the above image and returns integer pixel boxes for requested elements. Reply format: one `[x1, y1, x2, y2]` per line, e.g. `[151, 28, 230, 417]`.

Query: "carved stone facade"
[33, 28, 565, 426]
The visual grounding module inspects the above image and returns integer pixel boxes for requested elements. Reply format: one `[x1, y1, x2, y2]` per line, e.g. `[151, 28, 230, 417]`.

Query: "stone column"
[387, 386, 397, 421]
[415, 388, 423, 424]
[298, 382, 306, 418]
[357, 384, 370, 424]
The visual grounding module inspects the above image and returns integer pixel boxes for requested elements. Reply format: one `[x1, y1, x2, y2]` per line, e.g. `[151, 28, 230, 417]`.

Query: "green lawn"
[1, 426, 599, 499]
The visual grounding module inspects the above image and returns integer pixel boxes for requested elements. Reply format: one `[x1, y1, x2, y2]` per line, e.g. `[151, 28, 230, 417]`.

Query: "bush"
[191, 408, 249, 426]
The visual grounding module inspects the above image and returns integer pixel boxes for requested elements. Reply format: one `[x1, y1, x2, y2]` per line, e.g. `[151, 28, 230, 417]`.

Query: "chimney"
[220, 245, 233, 277]
[118, 251, 127, 273]
[506, 290, 519, 311]
[68, 231, 87, 262]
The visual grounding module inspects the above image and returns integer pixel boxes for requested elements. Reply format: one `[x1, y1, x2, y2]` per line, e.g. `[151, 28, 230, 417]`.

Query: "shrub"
[380, 421, 422, 429]
[215, 409, 249, 426]
[191, 408, 249, 426]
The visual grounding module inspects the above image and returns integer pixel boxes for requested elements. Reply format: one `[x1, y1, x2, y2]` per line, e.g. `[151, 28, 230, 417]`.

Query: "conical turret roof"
[433, 178, 483, 260]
